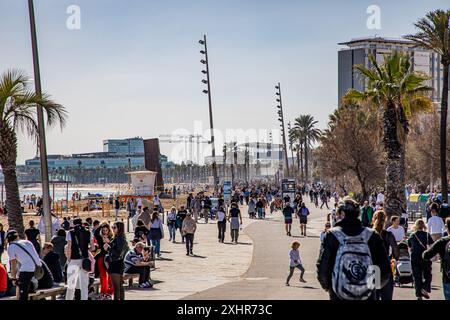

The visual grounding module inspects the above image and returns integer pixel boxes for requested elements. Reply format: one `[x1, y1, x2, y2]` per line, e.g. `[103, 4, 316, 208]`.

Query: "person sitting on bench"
[123, 242, 152, 288]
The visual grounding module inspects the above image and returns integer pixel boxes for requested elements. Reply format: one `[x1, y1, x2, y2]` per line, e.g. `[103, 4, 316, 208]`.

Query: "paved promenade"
[186, 204, 445, 300]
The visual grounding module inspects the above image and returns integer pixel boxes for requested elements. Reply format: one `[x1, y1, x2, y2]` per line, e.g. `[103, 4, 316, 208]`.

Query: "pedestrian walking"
[228, 202, 243, 244]
[408, 219, 434, 300]
[316, 197, 391, 300]
[217, 206, 227, 243]
[283, 202, 294, 236]
[167, 206, 177, 243]
[182, 212, 197, 255]
[423, 217, 450, 300]
[285, 241, 306, 286]
[149, 211, 164, 257]
[372, 210, 399, 300]
[297, 202, 310, 236]
[176, 206, 188, 243]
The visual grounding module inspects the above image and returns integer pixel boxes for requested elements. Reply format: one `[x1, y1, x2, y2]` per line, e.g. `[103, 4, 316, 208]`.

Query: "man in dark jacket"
[423, 217, 450, 300]
[42, 242, 64, 283]
[316, 197, 391, 300]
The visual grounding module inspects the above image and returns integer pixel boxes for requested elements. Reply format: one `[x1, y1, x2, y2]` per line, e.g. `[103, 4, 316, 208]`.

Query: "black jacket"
[44, 251, 63, 283]
[316, 218, 391, 294]
[423, 236, 450, 283]
[108, 236, 128, 262]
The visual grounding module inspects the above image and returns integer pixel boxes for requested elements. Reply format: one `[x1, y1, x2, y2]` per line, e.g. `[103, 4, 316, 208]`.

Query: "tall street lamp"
[28, 0, 52, 240]
[275, 83, 290, 178]
[199, 34, 218, 191]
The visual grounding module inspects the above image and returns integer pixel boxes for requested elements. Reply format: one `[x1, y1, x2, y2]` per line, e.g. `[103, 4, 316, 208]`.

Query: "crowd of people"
[1, 181, 450, 301]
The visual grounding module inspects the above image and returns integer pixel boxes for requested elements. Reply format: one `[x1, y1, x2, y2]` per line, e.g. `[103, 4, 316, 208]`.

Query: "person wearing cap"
[6, 229, 42, 300]
[182, 211, 197, 256]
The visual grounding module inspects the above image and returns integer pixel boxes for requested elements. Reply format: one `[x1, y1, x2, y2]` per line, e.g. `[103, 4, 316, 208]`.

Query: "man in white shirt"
[427, 203, 445, 241]
[7, 230, 42, 300]
[376, 191, 385, 206]
[387, 216, 405, 243]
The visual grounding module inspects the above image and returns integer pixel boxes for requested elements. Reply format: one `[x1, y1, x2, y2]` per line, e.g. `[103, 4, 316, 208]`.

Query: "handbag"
[11, 243, 44, 280]
[72, 230, 92, 272]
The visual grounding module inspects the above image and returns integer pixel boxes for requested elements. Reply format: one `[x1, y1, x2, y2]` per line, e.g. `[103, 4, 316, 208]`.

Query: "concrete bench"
[123, 273, 140, 286]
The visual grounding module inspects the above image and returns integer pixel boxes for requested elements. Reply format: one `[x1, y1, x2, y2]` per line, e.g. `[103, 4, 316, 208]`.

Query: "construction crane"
[159, 134, 210, 164]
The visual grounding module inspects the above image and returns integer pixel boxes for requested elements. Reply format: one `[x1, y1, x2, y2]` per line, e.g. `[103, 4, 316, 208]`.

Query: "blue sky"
[1, 0, 448, 164]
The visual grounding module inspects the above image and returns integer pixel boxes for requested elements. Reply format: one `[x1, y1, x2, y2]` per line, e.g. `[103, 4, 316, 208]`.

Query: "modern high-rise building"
[103, 137, 144, 155]
[338, 36, 450, 105]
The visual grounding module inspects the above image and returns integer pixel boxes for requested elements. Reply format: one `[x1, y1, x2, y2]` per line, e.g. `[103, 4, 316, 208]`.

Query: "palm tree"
[404, 9, 450, 202]
[0, 69, 67, 235]
[294, 115, 321, 182]
[343, 52, 432, 221]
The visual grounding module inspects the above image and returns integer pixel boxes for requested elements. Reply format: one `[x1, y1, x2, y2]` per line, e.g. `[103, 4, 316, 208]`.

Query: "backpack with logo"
[331, 227, 376, 300]
[444, 238, 450, 279]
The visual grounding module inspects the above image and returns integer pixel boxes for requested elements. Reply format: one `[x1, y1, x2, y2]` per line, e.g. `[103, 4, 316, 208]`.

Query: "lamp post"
[28, 0, 52, 241]
[275, 83, 290, 178]
[199, 35, 218, 193]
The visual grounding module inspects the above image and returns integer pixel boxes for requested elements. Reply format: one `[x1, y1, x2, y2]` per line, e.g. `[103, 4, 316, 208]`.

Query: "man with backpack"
[316, 197, 391, 300]
[423, 217, 450, 300]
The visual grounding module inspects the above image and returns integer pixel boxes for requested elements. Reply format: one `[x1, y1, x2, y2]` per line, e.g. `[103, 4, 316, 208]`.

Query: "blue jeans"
[168, 224, 176, 241]
[444, 282, 450, 300]
[151, 239, 161, 255]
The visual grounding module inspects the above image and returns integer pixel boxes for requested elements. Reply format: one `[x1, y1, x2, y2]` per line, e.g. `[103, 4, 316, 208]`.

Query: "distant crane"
[159, 134, 210, 164]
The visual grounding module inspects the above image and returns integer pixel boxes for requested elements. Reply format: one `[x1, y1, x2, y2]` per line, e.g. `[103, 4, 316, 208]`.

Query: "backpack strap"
[331, 226, 373, 244]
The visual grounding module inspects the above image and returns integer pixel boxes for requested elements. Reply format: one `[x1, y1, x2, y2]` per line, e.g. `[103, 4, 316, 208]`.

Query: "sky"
[0, 0, 448, 164]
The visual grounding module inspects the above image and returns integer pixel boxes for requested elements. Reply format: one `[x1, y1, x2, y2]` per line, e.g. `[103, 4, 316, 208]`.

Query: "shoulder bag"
[72, 230, 92, 272]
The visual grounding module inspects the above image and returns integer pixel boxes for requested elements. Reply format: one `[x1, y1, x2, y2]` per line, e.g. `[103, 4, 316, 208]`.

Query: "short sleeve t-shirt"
[283, 207, 294, 219]
[7, 240, 42, 272]
[25, 228, 40, 243]
[386, 226, 405, 242]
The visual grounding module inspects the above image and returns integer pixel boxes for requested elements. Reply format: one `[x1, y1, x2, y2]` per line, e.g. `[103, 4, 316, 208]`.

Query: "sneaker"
[157, 253, 161, 258]
[186, 253, 190, 256]
[172, 240, 176, 243]
[300, 278, 307, 283]
[421, 289, 430, 299]
[138, 283, 147, 289]
[146, 282, 153, 288]
[285, 283, 290, 286]
[190, 251, 193, 255]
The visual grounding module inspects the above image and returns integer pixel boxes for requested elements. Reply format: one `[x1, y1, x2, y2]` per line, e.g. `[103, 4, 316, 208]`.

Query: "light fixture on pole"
[275, 82, 290, 178]
[28, 0, 53, 241]
[199, 34, 218, 191]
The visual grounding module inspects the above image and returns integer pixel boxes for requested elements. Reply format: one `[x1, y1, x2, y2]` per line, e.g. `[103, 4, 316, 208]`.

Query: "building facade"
[338, 36, 450, 105]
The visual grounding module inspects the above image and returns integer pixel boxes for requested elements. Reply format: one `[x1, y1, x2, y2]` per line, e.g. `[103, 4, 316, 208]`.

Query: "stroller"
[394, 241, 414, 287]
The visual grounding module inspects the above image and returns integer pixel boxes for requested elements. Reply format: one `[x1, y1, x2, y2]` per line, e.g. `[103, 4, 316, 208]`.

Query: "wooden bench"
[123, 273, 140, 286]
[28, 285, 67, 300]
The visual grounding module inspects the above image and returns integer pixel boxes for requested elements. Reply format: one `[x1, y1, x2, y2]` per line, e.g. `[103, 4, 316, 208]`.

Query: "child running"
[286, 241, 306, 286]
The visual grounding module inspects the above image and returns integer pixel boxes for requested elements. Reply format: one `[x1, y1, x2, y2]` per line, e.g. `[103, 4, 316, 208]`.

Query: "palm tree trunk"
[296, 149, 300, 172]
[304, 141, 309, 181]
[0, 126, 25, 236]
[383, 102, 406, 222]
[300, 144, 304, 181]
[440, 64, 449, 203]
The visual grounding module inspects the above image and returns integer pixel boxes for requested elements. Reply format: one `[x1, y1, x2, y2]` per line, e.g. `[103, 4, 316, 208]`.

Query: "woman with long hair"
[372, 210, 399, 300]
[407, 219, 434, 300]
[104, 221, 128, 300]
[95, 222, 114, 300]
[149, 212, 164, 257]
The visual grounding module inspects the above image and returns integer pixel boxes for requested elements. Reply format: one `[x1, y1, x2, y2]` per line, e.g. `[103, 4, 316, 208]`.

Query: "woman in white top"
[427, 203, 445, 242]
[217, 206, 227, 243]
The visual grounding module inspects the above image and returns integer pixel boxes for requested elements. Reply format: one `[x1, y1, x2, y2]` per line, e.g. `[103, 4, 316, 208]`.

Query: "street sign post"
[282, 179, 296, 206]
[223, 180, 232, 205]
